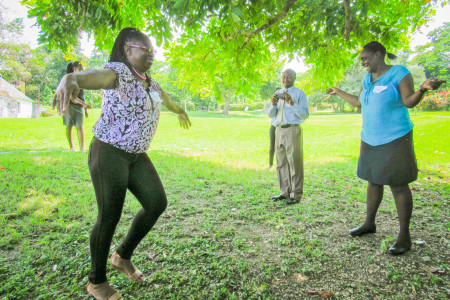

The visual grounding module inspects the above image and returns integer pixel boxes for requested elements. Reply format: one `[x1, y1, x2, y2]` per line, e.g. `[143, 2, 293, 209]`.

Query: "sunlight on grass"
[0, 111, 448, 299]
[17, 190, 64, 220]
[31, 155, 63, 165]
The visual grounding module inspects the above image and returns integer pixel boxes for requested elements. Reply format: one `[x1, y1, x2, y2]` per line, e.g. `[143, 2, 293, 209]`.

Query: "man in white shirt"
[267, 69, 309, 204]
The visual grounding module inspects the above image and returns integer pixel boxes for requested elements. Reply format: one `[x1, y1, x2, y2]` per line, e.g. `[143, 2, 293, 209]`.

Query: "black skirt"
[357, 130, 418, 186]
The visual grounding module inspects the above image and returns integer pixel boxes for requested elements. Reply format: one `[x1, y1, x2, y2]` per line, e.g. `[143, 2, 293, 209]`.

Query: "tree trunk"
[331, 103, 337, 112]
[222, 90, 232, 115]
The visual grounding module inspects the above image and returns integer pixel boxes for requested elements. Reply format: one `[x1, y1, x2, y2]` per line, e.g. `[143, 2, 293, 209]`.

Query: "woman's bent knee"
[156, 195, 168, 216]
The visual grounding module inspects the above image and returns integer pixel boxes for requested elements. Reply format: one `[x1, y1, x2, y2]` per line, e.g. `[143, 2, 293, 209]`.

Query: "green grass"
[0, 111, 448, 299]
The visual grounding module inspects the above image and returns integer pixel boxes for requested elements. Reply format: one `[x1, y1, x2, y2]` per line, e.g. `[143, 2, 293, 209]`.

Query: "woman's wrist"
[419, 86, 428, 93]
[175, 107, 185, 114]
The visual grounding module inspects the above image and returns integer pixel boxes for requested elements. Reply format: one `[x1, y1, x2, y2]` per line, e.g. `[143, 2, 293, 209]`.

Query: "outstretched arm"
[326, 87, 362, 107]
[54, 69, 116, 114]
[398, 74, 446, 108]
[160, 89, 192, 129]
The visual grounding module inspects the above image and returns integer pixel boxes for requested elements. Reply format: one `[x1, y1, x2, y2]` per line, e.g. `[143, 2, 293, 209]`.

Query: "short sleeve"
[103, 62, 133, 90]
[149, 78, 162, 94]
[393, 65, 411, 85]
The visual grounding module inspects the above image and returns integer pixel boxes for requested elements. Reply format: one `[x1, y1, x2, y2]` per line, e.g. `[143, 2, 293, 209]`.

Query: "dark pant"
[269, 125, 276, 166]
[87, 137, 167, 284]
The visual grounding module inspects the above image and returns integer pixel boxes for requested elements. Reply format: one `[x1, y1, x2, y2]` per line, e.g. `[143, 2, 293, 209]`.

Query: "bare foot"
[69, 148, 76, 152]
[111, 253, 146, 282]
[87, 281, 122, 300]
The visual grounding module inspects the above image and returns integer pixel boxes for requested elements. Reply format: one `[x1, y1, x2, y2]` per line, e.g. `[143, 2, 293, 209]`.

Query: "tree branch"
[192, 41, 219, 77]
[225, 0, 299, 48]
[343, 0, 351, 41]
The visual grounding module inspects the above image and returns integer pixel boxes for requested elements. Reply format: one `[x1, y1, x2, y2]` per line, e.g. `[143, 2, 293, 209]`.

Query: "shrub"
[417, 89, 449, 111]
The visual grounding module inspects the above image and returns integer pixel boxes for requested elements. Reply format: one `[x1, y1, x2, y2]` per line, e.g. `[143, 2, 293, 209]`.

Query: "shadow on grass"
[0, 149, 448, 299]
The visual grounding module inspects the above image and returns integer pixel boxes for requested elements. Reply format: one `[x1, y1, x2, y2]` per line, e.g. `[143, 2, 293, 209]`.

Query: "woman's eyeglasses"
[126, 44, 156, 55]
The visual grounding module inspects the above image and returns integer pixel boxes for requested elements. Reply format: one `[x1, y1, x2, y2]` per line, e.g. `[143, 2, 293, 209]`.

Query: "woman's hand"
[54, 74, 80, 115]
[326, 87, 338, 95]
[53, 69, 116, 114]
[420, 79, 446, 92]
[325, 87, 361, 107]
[177, 111, 192, 129]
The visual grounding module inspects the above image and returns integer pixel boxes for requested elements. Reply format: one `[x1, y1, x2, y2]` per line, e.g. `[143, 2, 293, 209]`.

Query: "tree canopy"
[413, 22, 450, 82]
[22, 0, 444, 100]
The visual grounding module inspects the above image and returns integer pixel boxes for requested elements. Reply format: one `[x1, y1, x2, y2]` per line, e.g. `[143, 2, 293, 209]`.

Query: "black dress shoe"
[388, 242, 411, 255]
[285, 198, 300, 205]
[349, 225, 376, 236]
[272, 194, 288, 201]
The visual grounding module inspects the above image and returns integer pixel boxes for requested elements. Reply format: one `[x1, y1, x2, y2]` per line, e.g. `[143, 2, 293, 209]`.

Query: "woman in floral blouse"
[55, 27, 191, 300]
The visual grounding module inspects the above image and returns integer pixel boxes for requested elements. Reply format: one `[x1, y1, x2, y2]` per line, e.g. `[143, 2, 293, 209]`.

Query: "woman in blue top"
[327, 41, 445, 255]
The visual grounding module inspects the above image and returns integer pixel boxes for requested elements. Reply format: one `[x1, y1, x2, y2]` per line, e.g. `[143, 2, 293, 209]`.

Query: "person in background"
[326, 41, 446, 255]
[267, 69, 309, 205]
[54, 27, 191, 299]
[53, 61, 92, 152]
[268, 112, 277, 168]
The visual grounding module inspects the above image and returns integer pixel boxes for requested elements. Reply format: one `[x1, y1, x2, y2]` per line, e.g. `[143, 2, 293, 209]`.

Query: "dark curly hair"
[363, 41, 397, 59]
[109, 27, 149, 65]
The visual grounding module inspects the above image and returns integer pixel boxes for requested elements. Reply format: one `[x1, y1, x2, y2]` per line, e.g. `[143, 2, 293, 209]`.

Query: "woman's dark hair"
[363, 41, 397, 59]
[66, 61, 83, 73]
[109, 27, 148, 64]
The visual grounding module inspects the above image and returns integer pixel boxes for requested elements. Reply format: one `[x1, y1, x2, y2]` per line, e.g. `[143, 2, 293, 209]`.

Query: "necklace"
[132, 66, 147, 81]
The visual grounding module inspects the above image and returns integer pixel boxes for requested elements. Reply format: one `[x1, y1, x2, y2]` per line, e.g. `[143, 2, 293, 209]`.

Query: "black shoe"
[349, 225, 376, 236]
[388, 242, 411, 255]
[272, 194, 288, 201]
[285, 198, 300, 205]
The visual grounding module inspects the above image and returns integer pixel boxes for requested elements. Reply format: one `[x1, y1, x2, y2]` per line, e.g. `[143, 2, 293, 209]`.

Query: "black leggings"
[269, 125, 276, 166]
[88, 137, 167, 284]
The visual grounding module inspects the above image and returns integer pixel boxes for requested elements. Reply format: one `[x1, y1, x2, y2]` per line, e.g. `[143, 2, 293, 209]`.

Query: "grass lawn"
[0, 110, 448, 299]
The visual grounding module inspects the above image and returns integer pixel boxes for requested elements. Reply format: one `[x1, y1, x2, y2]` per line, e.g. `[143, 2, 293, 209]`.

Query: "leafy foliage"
[1, 112, 449, 298]
[413, 22, 450, 82]
[0, 2, 23, 44]
[21, 0, 442, 96]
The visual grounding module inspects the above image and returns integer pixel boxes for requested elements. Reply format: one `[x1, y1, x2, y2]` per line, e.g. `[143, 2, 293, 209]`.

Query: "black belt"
[278, 124, 298, 128]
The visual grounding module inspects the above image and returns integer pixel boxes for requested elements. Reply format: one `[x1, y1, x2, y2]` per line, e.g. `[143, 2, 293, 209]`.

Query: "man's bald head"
[282, 69, 296, 88]
[283, 69, 296, 79]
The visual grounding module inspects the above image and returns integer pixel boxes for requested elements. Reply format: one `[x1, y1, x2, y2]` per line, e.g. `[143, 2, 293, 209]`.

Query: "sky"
[2, 0, 449, 73]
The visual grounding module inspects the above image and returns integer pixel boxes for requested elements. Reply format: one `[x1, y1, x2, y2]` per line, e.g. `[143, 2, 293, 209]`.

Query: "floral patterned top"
[93, 62, 163, 153]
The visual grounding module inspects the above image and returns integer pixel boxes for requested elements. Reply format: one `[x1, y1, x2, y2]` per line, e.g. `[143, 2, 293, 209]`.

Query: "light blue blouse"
[360, 65, 413, 146]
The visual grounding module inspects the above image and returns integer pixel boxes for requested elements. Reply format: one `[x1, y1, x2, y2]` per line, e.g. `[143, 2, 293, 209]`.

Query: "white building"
[0, 75, 40, 118]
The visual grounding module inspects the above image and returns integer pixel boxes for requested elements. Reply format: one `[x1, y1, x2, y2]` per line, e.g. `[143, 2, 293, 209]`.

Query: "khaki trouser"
[275, 125, 304, 200]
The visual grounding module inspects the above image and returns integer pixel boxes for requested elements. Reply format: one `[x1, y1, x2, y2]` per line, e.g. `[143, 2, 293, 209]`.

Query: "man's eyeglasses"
[126, 44, 156, 55]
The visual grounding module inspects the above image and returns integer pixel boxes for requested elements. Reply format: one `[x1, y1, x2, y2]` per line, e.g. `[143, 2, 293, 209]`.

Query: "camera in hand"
[274, 88, 285, 99]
